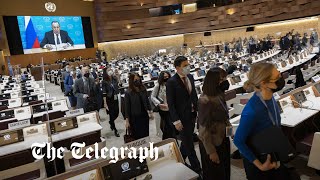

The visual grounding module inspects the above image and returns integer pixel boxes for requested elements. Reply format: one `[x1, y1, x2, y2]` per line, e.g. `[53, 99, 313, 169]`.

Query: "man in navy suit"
[40, 21, 74, 50]
[166, 56, 201, 175]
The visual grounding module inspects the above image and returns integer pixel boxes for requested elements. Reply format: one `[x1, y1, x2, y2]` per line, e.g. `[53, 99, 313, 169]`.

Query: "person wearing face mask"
[73, 66, 100, 112]
[64, 66, 77, 109]
[166, 56, 201, 176]
[151, 71, 175, 140]
[234, 63, 291, 180]
[125, 73, 154, 140]
[198, 67, 231, 180]
[102, 68, 120, 137]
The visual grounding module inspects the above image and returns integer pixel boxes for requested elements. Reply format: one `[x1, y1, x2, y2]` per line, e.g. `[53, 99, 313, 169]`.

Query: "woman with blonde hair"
[234, 62, 292, 179]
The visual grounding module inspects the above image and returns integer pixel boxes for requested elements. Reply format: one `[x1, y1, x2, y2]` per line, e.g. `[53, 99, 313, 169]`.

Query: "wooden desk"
[0, 124, 48, 157]
[134, 163, 198, 180]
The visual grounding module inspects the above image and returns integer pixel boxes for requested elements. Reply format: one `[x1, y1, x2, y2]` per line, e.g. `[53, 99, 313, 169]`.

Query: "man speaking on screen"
[40, 21, 74, 50]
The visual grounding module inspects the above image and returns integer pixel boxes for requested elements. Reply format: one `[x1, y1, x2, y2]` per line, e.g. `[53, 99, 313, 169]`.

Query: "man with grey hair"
[73, 66, 99, 112]
[40, 21, 74, 50]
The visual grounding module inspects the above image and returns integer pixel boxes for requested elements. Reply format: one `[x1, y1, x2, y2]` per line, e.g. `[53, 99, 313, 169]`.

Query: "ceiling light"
[170, 19, 176, 24]
[126, 24, 131, 29]
[226, 8, 235, 15]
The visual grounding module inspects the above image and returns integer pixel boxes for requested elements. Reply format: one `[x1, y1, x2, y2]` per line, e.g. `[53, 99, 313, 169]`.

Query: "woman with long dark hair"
[151, 71, 175, 140]
[198, 67, 231, 180]
[125, 73, 154, 140]
[102, 67, 120, 137]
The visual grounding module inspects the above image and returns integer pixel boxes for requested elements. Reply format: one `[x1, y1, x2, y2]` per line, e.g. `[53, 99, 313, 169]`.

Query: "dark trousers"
[243, 157, 290, 180]
[159, 110, 176, 140]
[130, 110, 149, 140]
[199, 137, 230, 180]
[60, 82, 64, 92]
[68, 95, 77, 108]
[179, 112, 201, 173]
[106, 98, 119, 130]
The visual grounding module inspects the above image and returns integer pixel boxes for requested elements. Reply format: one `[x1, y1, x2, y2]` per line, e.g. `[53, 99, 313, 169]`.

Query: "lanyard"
[257, 92, 279, 127]
[218, 97, 230, 120]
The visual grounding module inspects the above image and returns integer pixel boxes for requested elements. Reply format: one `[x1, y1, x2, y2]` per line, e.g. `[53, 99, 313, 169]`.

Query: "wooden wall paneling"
[95, 0, 320, 42]
[95, 0, 197, 12]
[6, 48, 97, 68]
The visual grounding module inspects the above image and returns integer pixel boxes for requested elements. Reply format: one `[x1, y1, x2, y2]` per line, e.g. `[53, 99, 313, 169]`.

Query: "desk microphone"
[299, 105, 320, 111]
[292, 100, 320, 111]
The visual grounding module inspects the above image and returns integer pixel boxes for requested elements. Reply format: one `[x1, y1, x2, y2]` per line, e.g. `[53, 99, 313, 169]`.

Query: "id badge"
[226, 126, 233, 137]
[114, 95, 118, 100]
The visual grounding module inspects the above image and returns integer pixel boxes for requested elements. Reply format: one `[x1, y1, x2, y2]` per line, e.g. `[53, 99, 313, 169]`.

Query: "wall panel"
[99, 35, 184, 59]
[95, 0, 320, 42]
[7, 48, 97, 68]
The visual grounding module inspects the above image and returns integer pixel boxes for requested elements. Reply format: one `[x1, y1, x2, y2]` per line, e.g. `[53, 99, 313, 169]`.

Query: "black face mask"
[84, 73, 90, 78]
[163, 78, 169, 82]
[219, 80, 230, 92]
[133, 80, 141, 87]
[270, 76, 285, 92]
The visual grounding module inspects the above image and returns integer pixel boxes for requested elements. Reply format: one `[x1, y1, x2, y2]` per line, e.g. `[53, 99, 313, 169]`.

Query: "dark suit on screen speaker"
[40, 30, 74, 48]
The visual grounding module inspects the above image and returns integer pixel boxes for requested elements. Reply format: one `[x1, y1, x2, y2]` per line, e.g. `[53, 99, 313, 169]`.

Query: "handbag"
[123, 128, 135, 143]
[247, 93, 296, 162]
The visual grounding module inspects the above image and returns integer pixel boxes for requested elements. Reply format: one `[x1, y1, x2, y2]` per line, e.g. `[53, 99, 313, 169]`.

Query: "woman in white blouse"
[151, 71, 176, 140]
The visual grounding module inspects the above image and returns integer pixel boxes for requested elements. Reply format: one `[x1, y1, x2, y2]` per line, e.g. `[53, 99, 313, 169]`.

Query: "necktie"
[57, 34, 62, 44]
[182, 77, 191, 95]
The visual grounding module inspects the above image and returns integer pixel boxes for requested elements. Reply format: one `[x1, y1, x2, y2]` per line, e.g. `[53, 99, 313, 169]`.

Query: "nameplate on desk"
[9, 98, 21, 107]
[0, 129, 24, 147]
[15, 106, 32, 120]
[52, 100, 68, 111]
[311, 75, 320, 83]
[47, 97, 57, 101]
[66, 108, 84, 117]
[8, 119, 30, 130]
[50, 118, 78, 134]
[124, 136, 151, 149]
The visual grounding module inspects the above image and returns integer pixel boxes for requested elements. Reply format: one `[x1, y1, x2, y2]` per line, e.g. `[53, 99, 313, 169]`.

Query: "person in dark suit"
[102, 68, 120, 137]
[166, 56, 201, 175]
[125, 73, 154, 140]
[280, 34, 291, 51]
[40, 21, 74, 50]
[61, 64, 69, 92]
[73, 66, 99, 112]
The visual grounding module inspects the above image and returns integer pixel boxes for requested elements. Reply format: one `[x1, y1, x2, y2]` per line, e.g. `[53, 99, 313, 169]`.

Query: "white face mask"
[107, 71, 113, 76]
[182, 65, 191, 76]
[70, 71, 74, 75]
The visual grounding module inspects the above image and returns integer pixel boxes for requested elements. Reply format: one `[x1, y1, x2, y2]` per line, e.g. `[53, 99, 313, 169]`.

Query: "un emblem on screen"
[45, 2, 56, 12]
